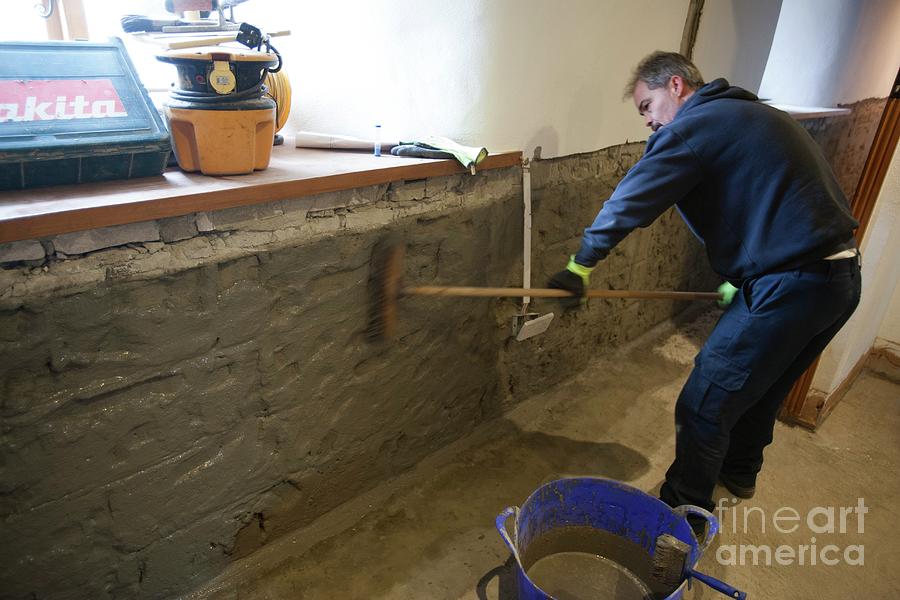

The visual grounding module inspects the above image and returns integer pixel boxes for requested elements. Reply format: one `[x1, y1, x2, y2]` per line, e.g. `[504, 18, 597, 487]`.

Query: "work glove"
[717, 281, 739, 308]
[390, 144, 455, 159]
[548, 256, 595, 310]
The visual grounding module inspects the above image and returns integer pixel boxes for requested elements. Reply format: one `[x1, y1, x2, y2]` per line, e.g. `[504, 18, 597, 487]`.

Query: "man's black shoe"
[718, 473, 756, 499]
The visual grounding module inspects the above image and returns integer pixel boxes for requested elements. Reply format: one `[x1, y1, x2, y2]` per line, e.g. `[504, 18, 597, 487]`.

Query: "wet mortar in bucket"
[496, 478, 728, 600]
[521, 525, 669, 600]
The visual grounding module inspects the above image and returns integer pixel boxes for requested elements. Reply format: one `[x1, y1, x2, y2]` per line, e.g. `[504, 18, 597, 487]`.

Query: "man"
[548, 51, 861, 515]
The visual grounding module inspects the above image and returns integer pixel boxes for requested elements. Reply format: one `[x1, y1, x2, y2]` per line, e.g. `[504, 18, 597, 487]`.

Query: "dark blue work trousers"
[660, 256, 861, 511]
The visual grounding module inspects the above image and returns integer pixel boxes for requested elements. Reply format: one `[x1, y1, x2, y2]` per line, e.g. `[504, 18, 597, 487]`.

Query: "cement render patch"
[187, 312, 900, 600]
[0, 170, 514, 310]
[52, 221, 161, 255]
[0, 147, 720, 599]
[185, 310, 710, 599]
[0, 182, 526, 598]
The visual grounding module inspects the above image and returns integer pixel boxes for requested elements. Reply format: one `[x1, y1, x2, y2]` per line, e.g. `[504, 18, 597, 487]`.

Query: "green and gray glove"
[548, 256, 595, 310]
[717, 281, 739, 308]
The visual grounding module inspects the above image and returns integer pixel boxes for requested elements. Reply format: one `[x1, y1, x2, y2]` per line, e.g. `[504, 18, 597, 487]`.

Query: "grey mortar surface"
[187, 311, 900, 600]
[1, 144, 719, 599]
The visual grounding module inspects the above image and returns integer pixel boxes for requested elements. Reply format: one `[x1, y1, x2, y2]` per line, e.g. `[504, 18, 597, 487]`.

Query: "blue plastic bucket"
[495, 477, 742, 600]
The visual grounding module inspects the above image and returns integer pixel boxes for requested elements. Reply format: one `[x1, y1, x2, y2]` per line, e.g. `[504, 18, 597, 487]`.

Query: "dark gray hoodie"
[574, 78, 858, 283]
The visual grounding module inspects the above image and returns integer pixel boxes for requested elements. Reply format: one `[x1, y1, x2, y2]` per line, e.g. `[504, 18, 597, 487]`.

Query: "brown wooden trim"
[790, 345, 899, 429]
[780, 68, 900, 427]
[680, 0, 705, 60]
[814, 353, 863, 427]
[0, 149, 522, 244]
[817, 346, 899, 425]
[780, 356, 820, 427]
[40, 0, 88, 41]
[59, 0, 89, 41]
[852, 98, 900, 240]
[812, 349, 870, 428]
[42, 0, 64, 40]
[871, 345, 900, 369]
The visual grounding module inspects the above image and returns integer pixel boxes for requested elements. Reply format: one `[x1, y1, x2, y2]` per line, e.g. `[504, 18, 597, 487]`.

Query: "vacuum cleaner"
[156, 25, 282, 175]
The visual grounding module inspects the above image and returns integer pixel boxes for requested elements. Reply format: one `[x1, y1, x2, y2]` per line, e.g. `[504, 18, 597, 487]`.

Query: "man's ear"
[669, 75, 686, 97]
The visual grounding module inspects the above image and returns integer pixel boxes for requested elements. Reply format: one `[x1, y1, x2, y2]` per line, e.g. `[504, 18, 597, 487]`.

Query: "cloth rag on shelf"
[296, 131, 488, 173]
[399, 136, 488, 173]
[390, 145, 455, 160]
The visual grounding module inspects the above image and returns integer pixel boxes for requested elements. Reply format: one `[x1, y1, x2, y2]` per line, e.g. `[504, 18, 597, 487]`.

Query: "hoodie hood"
[676, 78, 759, 118]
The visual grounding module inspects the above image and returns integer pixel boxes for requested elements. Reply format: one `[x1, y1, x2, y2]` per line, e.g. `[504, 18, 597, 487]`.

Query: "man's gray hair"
[624, 51, 705, 99]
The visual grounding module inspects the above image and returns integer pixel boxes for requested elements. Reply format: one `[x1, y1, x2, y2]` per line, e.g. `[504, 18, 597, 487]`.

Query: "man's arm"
[574, 129, 703, 267]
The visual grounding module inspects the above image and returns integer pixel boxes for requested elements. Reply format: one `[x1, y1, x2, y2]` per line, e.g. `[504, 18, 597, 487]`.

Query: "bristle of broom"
[651, 533, 690, 591]
[366, 237, 405, 341]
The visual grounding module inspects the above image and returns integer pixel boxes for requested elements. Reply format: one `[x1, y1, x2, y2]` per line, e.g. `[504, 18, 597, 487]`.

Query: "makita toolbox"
[0, 38, 170, 190]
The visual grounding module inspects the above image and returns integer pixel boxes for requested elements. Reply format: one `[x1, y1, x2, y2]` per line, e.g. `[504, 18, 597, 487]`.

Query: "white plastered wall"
[812, 145, 900, 397]
[21, 0, 790, 158]
[877, 279, 900, 354]
[226, 0, 693, 158]
[4, 1, 694, 157]
[248, 0, 783, 157]
[690, 0, 783, 94]
[758, 0, 900, 106]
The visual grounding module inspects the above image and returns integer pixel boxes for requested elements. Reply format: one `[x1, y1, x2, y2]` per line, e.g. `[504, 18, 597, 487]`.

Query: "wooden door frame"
[780, 66, 900, 429]
[42, 0, 89, 41]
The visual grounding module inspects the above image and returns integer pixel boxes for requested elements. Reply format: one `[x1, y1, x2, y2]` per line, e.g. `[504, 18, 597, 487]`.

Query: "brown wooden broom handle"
[404, 286, 721, 301]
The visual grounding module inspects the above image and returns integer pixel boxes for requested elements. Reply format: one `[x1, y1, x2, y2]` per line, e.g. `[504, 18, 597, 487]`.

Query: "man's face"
[632, 76, 691, 132]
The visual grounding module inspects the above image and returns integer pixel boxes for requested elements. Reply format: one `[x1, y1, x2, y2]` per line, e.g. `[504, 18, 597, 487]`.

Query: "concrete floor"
[189, 310, 900, 600]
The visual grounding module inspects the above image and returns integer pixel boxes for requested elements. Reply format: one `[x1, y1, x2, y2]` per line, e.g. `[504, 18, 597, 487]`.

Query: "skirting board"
[865, 345, 900, 380]
[800, 345, 900, 430]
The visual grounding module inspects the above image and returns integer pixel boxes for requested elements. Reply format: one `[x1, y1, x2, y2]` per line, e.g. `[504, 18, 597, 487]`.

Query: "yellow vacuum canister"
[157, 46, 279, 175]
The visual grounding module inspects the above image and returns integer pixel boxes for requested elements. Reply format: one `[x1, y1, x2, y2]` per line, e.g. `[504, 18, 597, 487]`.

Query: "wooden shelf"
[0, 144, 522, 244]
[764, 102, 852, 121]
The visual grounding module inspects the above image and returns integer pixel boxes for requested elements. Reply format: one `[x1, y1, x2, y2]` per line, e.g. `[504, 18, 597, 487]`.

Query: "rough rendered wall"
[801, 98, 887, 200]
[0, 171, 521, 599]
[0, 146, 716, 599]
[499, 145, 718, 403]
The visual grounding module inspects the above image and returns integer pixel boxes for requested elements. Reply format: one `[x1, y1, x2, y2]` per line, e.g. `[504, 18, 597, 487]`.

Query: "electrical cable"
[164, 21, 285, 113]
[264, 41, 282, 73]
[264, 69, 291, 132]
[168, 78, 267, 104]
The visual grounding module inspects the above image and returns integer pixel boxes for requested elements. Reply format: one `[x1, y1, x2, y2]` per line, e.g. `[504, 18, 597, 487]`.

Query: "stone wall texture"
[801, 97, 888, 201]
[0, 145, 717, 599]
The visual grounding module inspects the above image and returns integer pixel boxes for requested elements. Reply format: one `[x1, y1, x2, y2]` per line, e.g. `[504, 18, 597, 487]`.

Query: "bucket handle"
[686, 570, 748, 600]
[495, 506, 521, 561]
[672, 504, 719, 557]
[672, 506, 747, 599]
